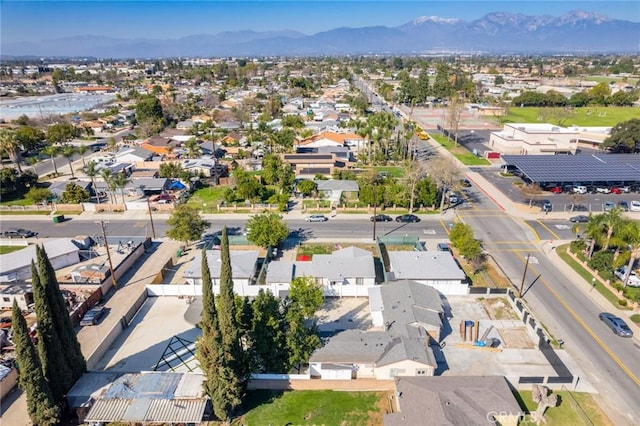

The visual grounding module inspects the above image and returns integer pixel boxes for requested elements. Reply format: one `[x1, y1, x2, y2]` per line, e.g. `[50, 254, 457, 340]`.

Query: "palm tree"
[111, 172, 131, 204]
[100, 169, 116, 204]
[41, 145, 60, 175]
[61, 145, 78, 179]
[0, 129, 22, 173]
[184, 137, 202, 159]
[584, 215, 605, 259]
[619, 220, 640, 287]
[599, 208, 624, 251]
[76, 144, 88, 168]
[85, 161, 101, 204]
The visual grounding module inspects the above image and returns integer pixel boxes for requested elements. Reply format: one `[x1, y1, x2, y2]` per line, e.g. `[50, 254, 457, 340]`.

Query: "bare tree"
[521, 183, 544, 208]
[531, 385, 558, 425]
[427, 156, 460, 212]
[404, 160, 425, 212]
[445, 94, 464, 146]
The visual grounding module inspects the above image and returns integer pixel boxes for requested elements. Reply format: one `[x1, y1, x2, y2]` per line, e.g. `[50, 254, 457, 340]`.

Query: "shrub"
[618, 299, 628, 307]
[570, 239, 586, 254]
[588, 250, 614, 275]
[630, 314, 640, 325]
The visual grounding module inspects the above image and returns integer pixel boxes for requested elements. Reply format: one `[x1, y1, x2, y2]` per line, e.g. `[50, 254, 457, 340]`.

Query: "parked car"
[614, 267, 640, 287]
[595, 187, 612, 194]
[569, 215, 589, 223]
[542, 200, 552, 212]
[459, 179, 472, 187]
[370, 214, 392, 222]
[80, 305, 106, 327]
[437, 242, 452, 252]
[603, 201, 615, 212]
[395, 214, 421, 223]
[619, 186, 631, 193]
[630, 200, 640, 212]
[0, 317, 12, 329]
[599, 312, 633, 337]
[618, 201, 629, 211]
[305, 214, 328, 222]
[3, 228, 36, 238]
[548, 186, 563, 194]
[448, 193, 460, 204]
[611, 187, 622, 195]
[572, 186, 588, 194]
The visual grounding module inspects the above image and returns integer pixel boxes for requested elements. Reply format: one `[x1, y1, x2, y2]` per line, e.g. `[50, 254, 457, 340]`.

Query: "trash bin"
[176, 249, 183, 257]
[53, 215, 65, 223]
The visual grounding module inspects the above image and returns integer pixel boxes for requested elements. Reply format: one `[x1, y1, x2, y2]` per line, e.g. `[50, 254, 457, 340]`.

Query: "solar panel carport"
[501, 154, 640, 184]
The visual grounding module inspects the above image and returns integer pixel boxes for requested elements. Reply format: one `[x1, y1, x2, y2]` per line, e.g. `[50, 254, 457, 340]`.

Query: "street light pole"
[372, 184, 378, 241]
[146, 196, 156, 239]
[519, 254, 531, 298]
[96, 220, 118, 289]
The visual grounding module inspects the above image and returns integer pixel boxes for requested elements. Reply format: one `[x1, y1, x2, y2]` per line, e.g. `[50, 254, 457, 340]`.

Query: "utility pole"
[146, 196, 156, 239]
[96, 220, 118, 289]
[372, 184, 378, 241]
[519, 254, 530, 298]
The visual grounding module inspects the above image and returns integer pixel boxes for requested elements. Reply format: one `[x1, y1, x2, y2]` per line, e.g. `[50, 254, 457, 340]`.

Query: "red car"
[611, 187, 622, 194]
[549, 186, 563, 194]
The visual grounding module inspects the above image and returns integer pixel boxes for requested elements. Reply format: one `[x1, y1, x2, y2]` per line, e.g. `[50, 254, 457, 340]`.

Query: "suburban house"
[183, 250, 259, 292]
[114, 146, 154, 163]
[385, 376, 522, 426]
[386, 251, 468, 295]
[314, 179, 359, 206]
[0, 284, 33, 310]
[265, 246, 376, 297]
[141, 136, 182, 155]
[282, 153, 345, 177]
[296, 131, 365, 151]
[368, 280, 444, 343]
[182, 158, 228, 178]
[49, 180, 93, 199]
[0, 239, 81, 283]
[489, 123, 579, 155]
[309, 330, 437, 380]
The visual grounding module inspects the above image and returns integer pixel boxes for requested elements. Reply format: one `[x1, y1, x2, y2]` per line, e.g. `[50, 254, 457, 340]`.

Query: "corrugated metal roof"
[85, 398, 130, 422]
[145, 399, 207, 423]
[174, 374, 205, 398]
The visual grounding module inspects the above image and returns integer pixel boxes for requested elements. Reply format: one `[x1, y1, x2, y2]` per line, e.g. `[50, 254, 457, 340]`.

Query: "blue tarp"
[169, 181, 186, 190]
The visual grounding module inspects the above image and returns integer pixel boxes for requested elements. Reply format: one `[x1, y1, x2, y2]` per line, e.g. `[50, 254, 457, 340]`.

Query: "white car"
[595, 187, 611, 194]
[615, 267, 640, 287]
[630, 200, 640, 212]
[572, 186, 587, 194]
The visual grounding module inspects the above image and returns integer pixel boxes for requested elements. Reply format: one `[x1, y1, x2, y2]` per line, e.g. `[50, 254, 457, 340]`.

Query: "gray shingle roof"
[377, 336, 437, 367]
[265, 261, 295, 284]
[388, 251, 466, 281]
[315, 179, 359, 192]
[183, 250, 259, 280]
[385, 376, 522, 426]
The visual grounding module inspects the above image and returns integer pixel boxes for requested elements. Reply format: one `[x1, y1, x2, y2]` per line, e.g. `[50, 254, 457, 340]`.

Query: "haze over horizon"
[2, 0, 639, 44]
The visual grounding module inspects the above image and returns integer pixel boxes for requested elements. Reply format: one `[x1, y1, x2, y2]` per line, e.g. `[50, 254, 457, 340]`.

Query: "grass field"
[583, 76, 639, 85]
[0, 198, 31, 207]
[430, 134, 491, 166]
[372, 166, 406, 178]
[0, 210, 51, 215]
[238, 390, 387, 426]
[500, 106, 639, 127]
[0, 246, 25, 255]
[514, 390, 612, 426]
[186, 186, 227, 209]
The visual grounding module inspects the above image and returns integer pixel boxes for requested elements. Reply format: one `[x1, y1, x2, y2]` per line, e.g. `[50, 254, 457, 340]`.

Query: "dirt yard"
[480, 297, 519, 320]
[498, 328, 536, 349]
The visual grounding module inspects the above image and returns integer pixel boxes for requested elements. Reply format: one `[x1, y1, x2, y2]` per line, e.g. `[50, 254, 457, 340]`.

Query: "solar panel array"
[502, 154, 640, 183]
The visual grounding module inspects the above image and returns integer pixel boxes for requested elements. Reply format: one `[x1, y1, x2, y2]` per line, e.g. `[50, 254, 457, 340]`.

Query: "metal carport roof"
[502, 154, 640, 183]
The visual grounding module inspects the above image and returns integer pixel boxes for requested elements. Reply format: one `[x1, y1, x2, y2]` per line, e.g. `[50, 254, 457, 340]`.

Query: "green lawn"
[0, 210, 51, 215]
[372, 166, 406, 178]
[583, 76, 639, 85]
[514, 390, 611, 426]
[0, 246, 25, 255]
[186, 186, 228, 208]
[238, 390, 386, 426]
[500, 106, 639, 127]
[430, 134, 491, 166]
[0, 198, 32, 207]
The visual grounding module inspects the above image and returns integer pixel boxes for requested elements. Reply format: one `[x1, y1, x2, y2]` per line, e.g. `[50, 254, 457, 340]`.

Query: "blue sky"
[2, 1, 639, 43]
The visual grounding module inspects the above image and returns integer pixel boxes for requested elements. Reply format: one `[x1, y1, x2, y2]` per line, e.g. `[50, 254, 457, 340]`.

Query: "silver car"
[599, 312, 633, 337]
[305, 214, 328, 222]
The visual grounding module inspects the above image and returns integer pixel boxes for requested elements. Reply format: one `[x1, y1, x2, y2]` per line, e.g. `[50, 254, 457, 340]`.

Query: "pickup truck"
[615, 267, 640, 287]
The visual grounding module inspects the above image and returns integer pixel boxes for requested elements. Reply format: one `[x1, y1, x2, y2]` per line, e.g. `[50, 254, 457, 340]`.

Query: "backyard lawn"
[514, 390, 612, 426]
[238, 390, 388, 426]
[499, 106, 639, 127]
[186, 186, 227, 209]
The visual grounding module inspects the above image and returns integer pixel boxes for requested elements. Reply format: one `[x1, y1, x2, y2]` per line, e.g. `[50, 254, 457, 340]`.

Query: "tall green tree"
[32, 261, 70, 404]
[41, 145, 60, 175]
[213, 227, 244, 421]
[285, 276, 322, 372]
[11, 300, 60, 425]
[45, 123, 76, 145]
[195, 250, 225, 419]
[602, 119, 640, 153]
[60, 182, 90, 204]
[250, 290, 288, 373]
[37, 246, 86, 383]
[245, 213, 289, 248]
[61, 145, 77, 179]
[166, 205, 210, 245]
[0, 129, 23, 173]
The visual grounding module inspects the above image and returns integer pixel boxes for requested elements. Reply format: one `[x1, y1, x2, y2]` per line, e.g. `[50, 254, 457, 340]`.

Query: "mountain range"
[2, 10, 638, 58]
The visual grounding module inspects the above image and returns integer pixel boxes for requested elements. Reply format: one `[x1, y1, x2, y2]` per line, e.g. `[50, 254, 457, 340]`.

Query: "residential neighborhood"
[1, 7, 640, 425]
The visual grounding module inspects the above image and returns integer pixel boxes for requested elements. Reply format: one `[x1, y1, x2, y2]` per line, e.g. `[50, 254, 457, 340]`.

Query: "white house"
[183, 249, 259, 292]
[387, 251, 468, 295]
[265, 246, 376, 297]
[309, 330, 436, 380]
[489, 123, 579, 155]
[0, 239, 80, 283]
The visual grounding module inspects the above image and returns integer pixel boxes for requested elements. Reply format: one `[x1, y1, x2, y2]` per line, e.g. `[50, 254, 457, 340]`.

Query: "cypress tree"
[11, 300, 59, 425]
[214, 227, 243, 421]
[31, 260, 71, 404]
[36, 245, 86, 382]
[195, 249, 223, 405]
